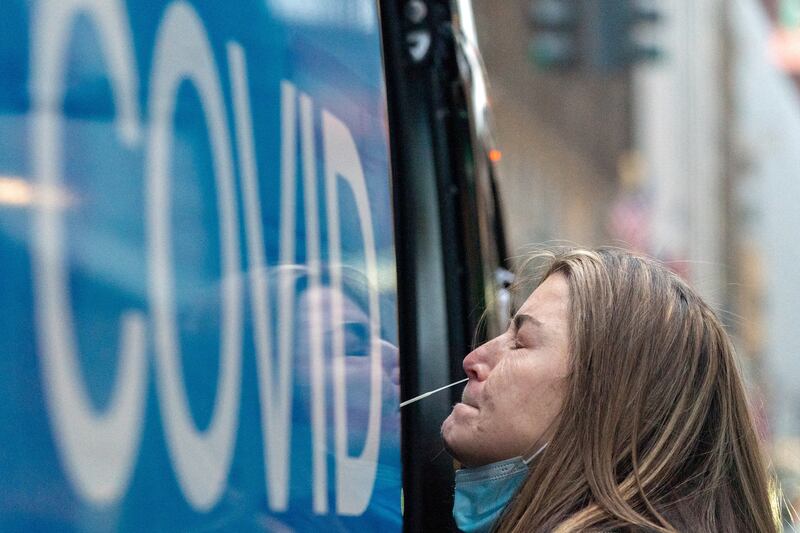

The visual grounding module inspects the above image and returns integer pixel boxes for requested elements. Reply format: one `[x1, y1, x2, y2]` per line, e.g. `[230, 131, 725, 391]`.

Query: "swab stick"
[399, 378, 469, 408]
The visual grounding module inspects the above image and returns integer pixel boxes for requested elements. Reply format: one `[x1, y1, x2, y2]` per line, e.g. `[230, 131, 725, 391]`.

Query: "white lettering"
[31, 0, 147, 505]
[322, 110, 382, 516]
[300, 91, 329, 514]
[228, 43, 298, 513]
[146, 1, 242, 511]
[30, 0, 387, 515]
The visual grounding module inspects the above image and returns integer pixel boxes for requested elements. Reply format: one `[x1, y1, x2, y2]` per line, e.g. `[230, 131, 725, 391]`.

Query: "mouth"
[460, 388, 479, 410]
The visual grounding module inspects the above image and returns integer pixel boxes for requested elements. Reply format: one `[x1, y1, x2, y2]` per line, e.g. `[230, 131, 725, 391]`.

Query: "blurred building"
[471, 0, 630, 253]
[730, 0, 800, 521]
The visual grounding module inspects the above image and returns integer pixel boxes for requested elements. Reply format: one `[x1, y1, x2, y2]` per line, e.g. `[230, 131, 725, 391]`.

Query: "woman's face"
[441, 273, 571, 467]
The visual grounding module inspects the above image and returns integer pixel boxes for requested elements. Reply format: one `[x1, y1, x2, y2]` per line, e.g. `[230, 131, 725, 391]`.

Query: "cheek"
[533, 380, 566, 424]
[442, 358, 569, 464]
[488, 361, 567, 431]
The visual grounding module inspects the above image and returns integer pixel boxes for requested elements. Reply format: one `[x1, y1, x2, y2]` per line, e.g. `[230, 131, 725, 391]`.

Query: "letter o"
[145, 1, 243, 511]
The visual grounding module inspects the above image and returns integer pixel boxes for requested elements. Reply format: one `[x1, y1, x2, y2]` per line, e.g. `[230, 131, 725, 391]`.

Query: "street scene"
[0, 0, 798, 530]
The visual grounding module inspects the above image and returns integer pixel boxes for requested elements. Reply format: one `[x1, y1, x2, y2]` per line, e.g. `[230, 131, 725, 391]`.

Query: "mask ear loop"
[523, 442, 548, 465]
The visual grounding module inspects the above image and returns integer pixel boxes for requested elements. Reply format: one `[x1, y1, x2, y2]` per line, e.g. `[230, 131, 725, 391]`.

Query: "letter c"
[31, 0, 146, 505]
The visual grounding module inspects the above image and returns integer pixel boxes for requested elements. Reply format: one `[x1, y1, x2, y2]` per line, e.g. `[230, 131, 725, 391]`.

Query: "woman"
[441, 248, 779, 532]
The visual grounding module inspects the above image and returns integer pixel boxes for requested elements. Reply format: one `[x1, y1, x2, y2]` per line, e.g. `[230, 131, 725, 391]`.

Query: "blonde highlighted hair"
[495, 247, 779, 532]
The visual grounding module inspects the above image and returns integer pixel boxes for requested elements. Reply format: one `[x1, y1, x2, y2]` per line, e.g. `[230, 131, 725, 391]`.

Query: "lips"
[461, 383, 480, 410]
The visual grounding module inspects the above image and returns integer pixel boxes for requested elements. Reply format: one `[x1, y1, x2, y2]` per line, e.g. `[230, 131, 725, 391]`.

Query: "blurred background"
[471, 0, 800, 523]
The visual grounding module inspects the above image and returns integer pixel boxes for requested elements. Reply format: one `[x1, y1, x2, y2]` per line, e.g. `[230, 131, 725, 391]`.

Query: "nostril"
[462, 349, 483, 381]
[464, 364, 478, 380]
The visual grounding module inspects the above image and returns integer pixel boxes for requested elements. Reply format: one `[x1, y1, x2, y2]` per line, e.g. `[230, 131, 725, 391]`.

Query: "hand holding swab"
[399, 378, 469, 408]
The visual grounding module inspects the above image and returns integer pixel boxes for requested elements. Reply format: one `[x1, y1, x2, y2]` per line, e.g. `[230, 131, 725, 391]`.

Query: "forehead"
[517, 273, 570, 323]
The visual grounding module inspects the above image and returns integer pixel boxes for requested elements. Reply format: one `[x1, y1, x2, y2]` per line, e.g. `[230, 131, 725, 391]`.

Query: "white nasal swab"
[399, 378, 469, 408]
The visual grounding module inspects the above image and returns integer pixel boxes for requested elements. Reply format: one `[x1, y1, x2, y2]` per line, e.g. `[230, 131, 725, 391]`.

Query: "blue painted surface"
[0, 0, 401, 530]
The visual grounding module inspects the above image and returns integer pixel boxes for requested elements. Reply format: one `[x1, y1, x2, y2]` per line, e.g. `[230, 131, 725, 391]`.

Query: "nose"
[462, 340, 493, 382]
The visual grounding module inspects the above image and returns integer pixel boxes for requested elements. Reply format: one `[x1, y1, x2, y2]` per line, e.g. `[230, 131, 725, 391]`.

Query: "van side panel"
[0, 0, 401, 530]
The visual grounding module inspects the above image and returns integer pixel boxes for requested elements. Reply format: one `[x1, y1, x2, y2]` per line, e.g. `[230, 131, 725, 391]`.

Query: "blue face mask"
[452, 445, 546, 533]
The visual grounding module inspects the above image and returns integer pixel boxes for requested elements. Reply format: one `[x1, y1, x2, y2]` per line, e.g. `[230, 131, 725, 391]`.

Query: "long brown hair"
[495, 247, 779, 532]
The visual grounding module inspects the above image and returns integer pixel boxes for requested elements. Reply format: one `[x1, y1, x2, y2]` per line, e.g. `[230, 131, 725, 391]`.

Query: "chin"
[440, 416, 459, 455]
[440, 416, 475, 465]
[442, 436, 469, 465]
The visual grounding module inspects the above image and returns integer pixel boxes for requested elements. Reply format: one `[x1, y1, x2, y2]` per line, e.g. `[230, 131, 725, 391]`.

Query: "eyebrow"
[512, 313, 544, 332]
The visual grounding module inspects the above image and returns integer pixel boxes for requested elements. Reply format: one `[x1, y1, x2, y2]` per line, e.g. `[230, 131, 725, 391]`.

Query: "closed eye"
[510, 313, 543, 349]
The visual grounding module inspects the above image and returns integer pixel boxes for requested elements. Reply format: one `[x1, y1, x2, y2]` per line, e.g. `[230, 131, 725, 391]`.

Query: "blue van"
[0, 0, 509, 530]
